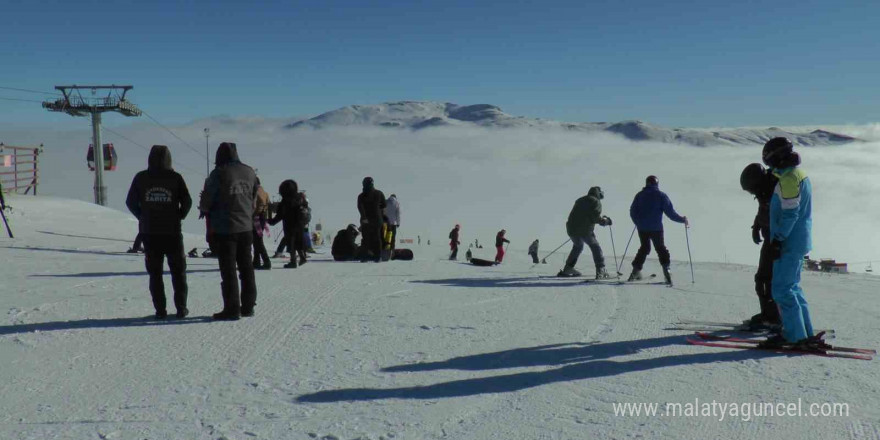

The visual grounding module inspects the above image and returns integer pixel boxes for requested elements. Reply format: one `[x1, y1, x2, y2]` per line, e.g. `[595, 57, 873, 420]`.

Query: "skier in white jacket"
[384, 194, 401, 250]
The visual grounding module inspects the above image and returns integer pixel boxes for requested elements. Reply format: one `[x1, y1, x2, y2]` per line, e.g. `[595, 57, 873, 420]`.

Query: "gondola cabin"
[87, 143, 118, 171]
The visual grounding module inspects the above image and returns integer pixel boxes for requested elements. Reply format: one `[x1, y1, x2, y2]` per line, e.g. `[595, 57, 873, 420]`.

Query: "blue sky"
[2, 0, 879, 128]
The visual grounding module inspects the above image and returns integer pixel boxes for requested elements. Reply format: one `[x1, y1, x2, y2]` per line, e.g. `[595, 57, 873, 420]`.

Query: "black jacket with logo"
[126, 145, 192, 234]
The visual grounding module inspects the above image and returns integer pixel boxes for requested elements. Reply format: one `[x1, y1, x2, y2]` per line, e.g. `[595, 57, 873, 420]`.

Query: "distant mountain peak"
[285, 101, 860, 147]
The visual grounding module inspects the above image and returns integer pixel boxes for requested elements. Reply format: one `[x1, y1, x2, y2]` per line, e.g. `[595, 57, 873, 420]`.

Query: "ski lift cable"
[0, 86, 61, 96]
[0, 96, 46, 103]
[101, 124, 206, 177]
[140, 109, 208, 160]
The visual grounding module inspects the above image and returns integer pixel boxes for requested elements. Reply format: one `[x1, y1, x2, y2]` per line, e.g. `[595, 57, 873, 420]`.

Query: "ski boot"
[595, 267, 611, 280]
[558, 265, 582, 277]
[742, 313, 781, 332]
[794, 332, 833, 352]
[757, 333, 788, 349]
[662, 266, 673, 285]
[284, 260, 299, 269]
[627, 270, 643, 282]
[187, 248, 199, 258]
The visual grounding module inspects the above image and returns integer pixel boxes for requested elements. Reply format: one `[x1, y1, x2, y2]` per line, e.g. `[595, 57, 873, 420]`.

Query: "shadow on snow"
[296, 335, 778, 403]
[31, 269, 218, 278]
[0, 315, 212, 336]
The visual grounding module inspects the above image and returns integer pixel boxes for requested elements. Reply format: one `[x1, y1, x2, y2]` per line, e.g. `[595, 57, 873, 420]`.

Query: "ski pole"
[608, 223, 621, 276]
[685, 222, 695, 284]
[617, 225, 636, 273]
[0, 207, 12, 238]
[541, 238, 571, 264]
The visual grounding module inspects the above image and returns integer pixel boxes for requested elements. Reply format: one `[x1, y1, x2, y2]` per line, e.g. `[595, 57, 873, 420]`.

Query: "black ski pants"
[631, 230, 671, 270]
[252, 230, 271, 267]
[756, 238, 780, 322]
[143, 233, 188, 314]
[529, 251, 539, 264]
[361, 222, 383, 261]
[213, 232, 257, 315]
[287, 225, 306, 262]
[132, 232, 144, 252]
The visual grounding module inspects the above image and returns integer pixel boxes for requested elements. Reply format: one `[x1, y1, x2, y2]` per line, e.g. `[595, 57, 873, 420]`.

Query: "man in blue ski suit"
[762, 137, 814, 345]
[628, 175, 688, 285]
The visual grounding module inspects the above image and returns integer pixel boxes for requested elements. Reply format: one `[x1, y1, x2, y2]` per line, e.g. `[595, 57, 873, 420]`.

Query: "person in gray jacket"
[199, 142, 259, 320]
[384, 194, 400, 250]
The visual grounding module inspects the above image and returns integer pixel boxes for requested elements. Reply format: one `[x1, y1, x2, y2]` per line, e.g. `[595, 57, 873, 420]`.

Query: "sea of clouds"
[3, 120, 879, 272]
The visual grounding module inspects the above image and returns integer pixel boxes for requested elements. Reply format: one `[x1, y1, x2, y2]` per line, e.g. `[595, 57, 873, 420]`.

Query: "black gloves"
[598, 216, 612, 226]
[198, 211, 206, 220]
[768, 239, 783, 260]
[752, 226, 761, 245]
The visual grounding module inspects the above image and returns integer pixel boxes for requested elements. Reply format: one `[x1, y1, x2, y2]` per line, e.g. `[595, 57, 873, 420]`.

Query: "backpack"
[254, 186, 270, 216]
[300, 201, 312, 224]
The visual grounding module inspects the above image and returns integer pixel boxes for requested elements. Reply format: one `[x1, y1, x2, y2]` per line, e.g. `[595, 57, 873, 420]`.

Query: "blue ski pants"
[771, 252, 814, 342]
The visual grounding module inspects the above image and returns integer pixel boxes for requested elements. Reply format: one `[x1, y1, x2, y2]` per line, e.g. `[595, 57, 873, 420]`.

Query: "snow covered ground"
[1, 195, 878, 440]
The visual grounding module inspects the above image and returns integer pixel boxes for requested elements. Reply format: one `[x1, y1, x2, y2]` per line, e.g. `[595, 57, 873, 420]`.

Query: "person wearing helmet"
[739, 163, 781, 329]
[332, 224, 361, 261]
[628, 176, 688, 285]
[560, 186, 612, 279]
[758, 137, 818, 349]
[449, 224, 461, 260]
[357, 177, 386, 262]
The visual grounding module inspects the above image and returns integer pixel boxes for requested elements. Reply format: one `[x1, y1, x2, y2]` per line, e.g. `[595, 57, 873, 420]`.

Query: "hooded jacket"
[331, 225, 360, 261]
[198, 142, 258, 234]
[126, 145, 192, 234]
[268, 179, 308, 233]
[357, 180, 386, 225]
[384, 195, 401, 226]
[566, 186, 604, 237]
[629, 182, 685, 232]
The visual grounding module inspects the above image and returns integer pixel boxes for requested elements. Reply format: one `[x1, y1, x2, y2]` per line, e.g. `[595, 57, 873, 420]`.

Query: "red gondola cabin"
[87, 143, 117, 171]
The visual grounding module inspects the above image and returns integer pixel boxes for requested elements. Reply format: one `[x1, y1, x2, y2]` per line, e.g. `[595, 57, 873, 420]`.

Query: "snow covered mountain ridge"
[285, 101, 859, 147]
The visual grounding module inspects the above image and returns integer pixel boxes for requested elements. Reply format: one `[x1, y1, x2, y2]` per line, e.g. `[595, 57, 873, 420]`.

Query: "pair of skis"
[678, 321, 874, 360]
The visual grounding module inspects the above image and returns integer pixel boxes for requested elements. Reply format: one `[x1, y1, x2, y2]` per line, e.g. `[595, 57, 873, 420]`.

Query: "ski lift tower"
[42, 85, 142, 206]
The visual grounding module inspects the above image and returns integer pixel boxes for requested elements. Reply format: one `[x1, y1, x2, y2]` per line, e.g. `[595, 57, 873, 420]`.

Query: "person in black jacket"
[331, 224, 360, 261]
[740, 163, 781, 329]
[126, 145, 192, 319]
[357, 177, 386, 262]
[449, 224, 461, 260]
[198, 142, 259, 320]
[269, 179, 308, 268]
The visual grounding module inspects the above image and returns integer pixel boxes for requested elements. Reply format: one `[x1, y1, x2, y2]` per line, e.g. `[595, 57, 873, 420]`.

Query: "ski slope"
[1, 195, 879, 440]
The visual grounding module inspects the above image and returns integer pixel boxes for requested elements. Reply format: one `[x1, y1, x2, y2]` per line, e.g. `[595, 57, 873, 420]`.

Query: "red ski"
[686, 338, 873, 361]
[693, 332, 875, 355]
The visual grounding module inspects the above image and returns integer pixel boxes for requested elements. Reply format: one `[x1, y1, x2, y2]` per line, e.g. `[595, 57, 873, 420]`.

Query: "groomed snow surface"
[1, 195, 878, 440]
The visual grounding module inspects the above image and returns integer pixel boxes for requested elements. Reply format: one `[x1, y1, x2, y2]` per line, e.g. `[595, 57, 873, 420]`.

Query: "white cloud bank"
[3, 121, 879, 272]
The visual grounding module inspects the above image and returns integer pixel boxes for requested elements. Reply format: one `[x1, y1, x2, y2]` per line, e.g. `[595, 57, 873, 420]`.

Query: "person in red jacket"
[495, 229, 510, 263]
